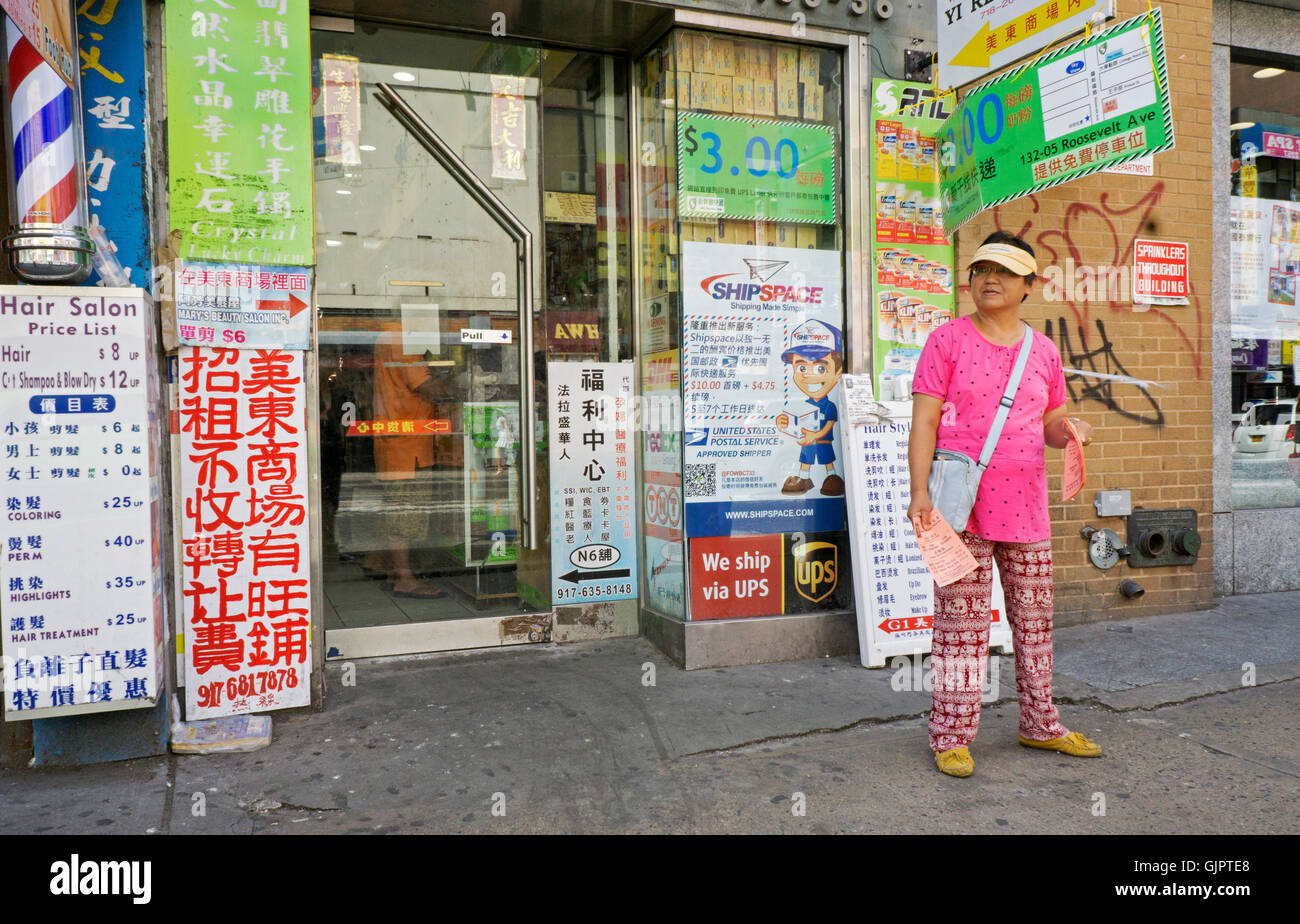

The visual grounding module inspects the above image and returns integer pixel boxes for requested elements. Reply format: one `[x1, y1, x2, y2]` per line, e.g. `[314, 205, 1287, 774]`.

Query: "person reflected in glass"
[364, 326, 450, 599]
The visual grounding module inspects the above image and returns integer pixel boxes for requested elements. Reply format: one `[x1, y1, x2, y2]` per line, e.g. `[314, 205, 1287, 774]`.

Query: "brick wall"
[957, 0, 1215, 625]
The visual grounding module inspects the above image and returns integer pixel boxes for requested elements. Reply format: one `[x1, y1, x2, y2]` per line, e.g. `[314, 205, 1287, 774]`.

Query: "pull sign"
[461, 329, 512, 344]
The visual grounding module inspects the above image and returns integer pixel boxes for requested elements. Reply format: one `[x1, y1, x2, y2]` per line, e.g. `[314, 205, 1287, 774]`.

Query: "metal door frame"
[321, 81, 548, 661]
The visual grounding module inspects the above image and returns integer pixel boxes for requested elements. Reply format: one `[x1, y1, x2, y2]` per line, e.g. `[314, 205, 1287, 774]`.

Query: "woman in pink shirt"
[907, 231, 1100, 779]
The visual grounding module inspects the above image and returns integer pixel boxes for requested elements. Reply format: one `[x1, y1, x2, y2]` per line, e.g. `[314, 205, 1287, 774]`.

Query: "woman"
[906, 231, 1100, 778]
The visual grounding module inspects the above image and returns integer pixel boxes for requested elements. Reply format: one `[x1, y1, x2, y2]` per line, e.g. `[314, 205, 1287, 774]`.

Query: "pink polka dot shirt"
[912, 315, 1067, 542]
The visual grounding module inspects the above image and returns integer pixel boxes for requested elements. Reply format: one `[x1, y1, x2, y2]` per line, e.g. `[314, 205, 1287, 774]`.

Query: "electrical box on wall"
[1094, 490, 1132, 518]
[867, 0, 934, 81]
[1126, 508, 1201, 568]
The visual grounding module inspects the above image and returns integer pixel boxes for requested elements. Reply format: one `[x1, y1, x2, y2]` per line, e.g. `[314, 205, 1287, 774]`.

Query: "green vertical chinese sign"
[166, 0, 314, 266]
[940, 9, 1175, 233]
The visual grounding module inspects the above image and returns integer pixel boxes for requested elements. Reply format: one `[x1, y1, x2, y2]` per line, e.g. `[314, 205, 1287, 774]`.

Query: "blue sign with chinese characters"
[78, 0, 154, 288]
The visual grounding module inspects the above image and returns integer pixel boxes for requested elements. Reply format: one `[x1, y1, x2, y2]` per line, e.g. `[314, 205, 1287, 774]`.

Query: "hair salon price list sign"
[0, 288, 163, 719]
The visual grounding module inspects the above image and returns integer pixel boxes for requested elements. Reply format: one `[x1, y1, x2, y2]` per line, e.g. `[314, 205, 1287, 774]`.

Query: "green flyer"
[165, 0, 315, 266]
[869, 80, 956, 403]
[677, 112, 836, 224]
[940, 9, 1175, 233]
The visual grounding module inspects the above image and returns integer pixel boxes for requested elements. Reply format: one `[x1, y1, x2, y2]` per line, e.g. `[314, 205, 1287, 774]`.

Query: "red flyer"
[1063, 419, 1086, 502]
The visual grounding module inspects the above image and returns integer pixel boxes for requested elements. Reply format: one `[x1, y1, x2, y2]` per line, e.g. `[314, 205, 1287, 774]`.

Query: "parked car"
[1231, 399, 1297, 459]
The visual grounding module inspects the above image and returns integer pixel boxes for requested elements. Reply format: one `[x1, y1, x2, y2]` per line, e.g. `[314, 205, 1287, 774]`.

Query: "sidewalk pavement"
[2, 590, 1298, 834]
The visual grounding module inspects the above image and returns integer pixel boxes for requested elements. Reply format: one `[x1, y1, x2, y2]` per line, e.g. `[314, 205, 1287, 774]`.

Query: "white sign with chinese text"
[176, 261, 312, 350]
[1231, 196, 1300, 341]
[0, 287, 163, 718]
[548, 362, 637, 605]
[179, 347, 311, 719]
[843, 414, 1009, 668]
[938, 0, 1113, 89]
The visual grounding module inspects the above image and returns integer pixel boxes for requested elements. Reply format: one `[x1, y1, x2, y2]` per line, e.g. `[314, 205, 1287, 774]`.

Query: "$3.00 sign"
[677, 113, 836, 225]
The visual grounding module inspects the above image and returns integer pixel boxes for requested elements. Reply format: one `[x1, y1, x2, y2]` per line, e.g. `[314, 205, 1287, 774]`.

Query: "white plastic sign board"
[548, 362, 638, 604]
[0, 287, 164, 717]
[939, 0, 1114, 89]
[840, 389, 1011, 668]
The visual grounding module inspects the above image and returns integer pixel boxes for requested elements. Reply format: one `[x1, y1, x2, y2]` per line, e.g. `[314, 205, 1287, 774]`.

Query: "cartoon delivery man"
[775, 319, 844, 497]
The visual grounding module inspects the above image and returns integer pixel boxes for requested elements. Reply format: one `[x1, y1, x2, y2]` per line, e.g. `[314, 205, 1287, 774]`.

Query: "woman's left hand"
[1070, 418, 1094, 446]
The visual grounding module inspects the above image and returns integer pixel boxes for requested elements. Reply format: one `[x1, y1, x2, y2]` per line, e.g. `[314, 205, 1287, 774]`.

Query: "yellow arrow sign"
[949, 0, 1087, 71]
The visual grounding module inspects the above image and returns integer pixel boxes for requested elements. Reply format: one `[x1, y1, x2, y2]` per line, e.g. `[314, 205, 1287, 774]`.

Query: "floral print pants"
[929, 535, 1069, 753]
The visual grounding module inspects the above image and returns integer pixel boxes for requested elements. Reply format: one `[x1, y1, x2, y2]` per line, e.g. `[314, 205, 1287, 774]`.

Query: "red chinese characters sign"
[321, 53, 360, 165]
[346, 418, 450, 437]
[179, 347, 311, 718]
[491, 75, 527, 181]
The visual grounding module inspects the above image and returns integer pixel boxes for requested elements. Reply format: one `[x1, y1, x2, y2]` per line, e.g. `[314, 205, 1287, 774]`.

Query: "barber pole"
[1, 12, 93, 283]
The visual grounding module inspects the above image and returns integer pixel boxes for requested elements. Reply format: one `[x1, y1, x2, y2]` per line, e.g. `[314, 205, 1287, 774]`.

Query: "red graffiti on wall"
[954, 183, 1205, 427]
[992, 182, 1205, 375]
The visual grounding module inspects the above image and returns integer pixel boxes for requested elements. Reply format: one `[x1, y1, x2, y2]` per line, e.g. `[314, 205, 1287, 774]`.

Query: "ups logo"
[792, 540, 837, 603]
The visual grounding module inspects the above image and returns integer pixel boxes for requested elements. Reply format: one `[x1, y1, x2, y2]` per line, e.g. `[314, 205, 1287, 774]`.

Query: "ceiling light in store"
[388, 279, 446, 288]
[392, 71, 416, 82]
[336, 189, 352, 195]
[1229, 121, 1256, 131]
[325, 239, 343, 247]
[360, 145, 376, 151]
[1253, 67, 1286, 79]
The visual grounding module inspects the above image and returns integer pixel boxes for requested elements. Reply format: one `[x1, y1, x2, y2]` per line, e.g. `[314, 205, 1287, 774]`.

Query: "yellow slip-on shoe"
[1019, 731, 1101, 757]
[935, 747, 974, 777]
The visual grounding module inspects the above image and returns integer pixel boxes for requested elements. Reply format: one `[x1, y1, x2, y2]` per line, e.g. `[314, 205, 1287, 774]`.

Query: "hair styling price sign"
[0, 287, 164, 718]
[940, 8, 1174, 233]
[841, 407, 1009, 668]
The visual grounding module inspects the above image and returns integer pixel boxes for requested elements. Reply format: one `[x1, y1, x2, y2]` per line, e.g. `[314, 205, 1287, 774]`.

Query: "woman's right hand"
[907, 492, 934, 534]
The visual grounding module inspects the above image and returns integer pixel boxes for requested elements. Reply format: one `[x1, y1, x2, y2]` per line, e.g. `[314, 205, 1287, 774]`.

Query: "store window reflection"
[1229, 58, 1300, 509]
[311, 24, 628, 632]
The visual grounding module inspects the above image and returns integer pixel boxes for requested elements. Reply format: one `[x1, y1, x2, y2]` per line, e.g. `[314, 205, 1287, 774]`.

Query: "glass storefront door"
[311, 25, 628, 657]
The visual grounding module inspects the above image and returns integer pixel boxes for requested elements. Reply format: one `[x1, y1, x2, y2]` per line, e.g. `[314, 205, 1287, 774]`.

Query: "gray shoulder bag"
[925, 322, 1034, 533]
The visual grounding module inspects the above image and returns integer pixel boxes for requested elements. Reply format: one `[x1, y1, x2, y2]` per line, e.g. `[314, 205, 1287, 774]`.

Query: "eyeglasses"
[970, 263, 1021, 277]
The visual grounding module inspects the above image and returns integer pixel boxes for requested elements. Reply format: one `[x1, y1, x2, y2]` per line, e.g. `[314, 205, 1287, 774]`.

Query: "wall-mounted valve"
[1126, 508, 1200, 567]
